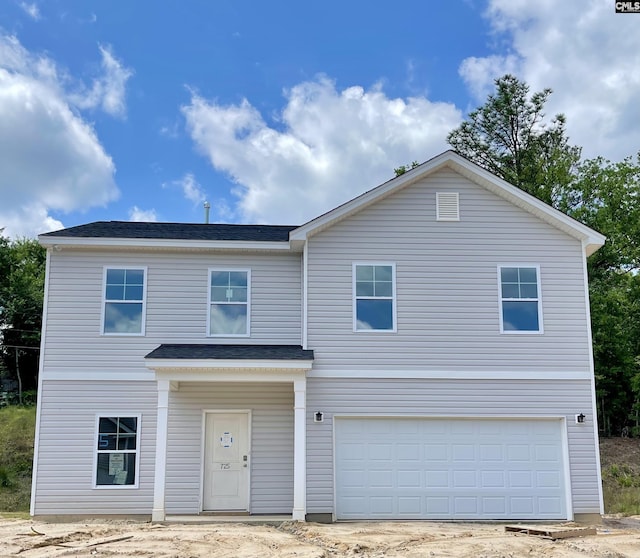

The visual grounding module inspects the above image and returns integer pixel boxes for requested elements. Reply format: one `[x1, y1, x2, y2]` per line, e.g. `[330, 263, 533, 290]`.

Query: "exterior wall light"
[314, 411, 324, 423]
[576, 413, 586, 424]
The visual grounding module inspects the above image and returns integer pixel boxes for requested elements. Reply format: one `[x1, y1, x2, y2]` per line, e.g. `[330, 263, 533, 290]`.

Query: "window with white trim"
[209, 269, 250, 336]
[102, 268, 146, 335]
[95, 416, 139, 487]
[354, 263, 396, 331]
[499, 266, 543, 333]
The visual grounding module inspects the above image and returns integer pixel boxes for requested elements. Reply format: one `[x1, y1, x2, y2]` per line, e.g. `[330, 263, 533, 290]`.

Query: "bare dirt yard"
[1, 517, 640, 558]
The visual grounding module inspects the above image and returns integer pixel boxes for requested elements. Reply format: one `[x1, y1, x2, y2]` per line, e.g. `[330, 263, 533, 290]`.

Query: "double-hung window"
[102, 268, 146, 335]
[95, 416, 140, 488]
[354, 263, 396, 331]
[208, 269, 250, 336]
[499, 265, 543, 333]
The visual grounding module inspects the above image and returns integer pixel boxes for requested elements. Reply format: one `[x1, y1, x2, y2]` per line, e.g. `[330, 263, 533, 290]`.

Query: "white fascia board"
[289, 150, 606, 256]
[38, 236, 291, 252]
[145, 358, 313, 371]
[154, 369, 306, 384]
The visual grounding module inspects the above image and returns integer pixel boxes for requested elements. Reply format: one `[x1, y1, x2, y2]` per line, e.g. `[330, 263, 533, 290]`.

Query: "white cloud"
[19, 2, 40, 21]
[128, 206, 158, 222]
[0, 34, 118, 238]
[69, 44, 133, 118]
[171, 173, 207, 205]
[182, 76, 461, 225]
[460, 0, 640, 160]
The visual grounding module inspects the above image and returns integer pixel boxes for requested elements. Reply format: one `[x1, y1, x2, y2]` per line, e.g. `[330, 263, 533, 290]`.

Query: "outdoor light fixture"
[314, 411, 324, 423]
[576, 413, 586, 424]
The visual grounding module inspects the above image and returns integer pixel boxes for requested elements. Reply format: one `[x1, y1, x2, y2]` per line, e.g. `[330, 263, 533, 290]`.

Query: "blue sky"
[1, 0, 638, 237]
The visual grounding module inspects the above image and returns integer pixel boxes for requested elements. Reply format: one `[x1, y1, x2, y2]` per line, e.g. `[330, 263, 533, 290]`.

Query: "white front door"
[203, 412, 250, 511]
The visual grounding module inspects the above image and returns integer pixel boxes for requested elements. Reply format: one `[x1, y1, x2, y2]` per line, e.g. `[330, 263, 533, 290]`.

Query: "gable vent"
[436, 192, 460, 221]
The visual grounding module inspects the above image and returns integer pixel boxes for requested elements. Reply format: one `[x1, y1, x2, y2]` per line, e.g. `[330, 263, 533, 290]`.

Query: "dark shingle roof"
[41, 221, 297, 242]
[145, 344, 314, 361]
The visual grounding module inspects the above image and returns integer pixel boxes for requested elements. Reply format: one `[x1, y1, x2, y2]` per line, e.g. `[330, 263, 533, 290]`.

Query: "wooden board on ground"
[505, 524, 597, 540]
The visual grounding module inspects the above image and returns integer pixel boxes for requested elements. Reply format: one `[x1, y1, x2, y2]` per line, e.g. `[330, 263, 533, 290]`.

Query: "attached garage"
[334, 417, 569, 520]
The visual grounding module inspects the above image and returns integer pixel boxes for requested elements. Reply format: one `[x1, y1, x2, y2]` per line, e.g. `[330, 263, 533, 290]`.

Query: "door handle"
[243, 455, 248, 467]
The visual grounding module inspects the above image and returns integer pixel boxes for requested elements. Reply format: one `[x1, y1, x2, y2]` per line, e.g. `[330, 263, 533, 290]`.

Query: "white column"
[152, 379, 170, 522]
[292, 377, 307, 521]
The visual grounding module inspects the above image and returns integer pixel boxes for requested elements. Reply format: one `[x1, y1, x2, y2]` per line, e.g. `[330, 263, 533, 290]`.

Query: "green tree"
[0, 235, 46, 404]
[447, 74, 581, 205]
[448, 75, 640, 435]
[561, 156, 640, 434]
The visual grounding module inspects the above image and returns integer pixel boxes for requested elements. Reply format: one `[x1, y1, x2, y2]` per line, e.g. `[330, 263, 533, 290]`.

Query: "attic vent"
[436, 192, 460, 221]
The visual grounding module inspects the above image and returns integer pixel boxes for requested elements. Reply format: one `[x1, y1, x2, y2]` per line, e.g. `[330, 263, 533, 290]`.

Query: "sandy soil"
[0, 517, 639, 558]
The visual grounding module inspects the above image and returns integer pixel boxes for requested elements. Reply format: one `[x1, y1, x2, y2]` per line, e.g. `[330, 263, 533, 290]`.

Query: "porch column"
[292, 377, 307, 521]
[152, 379, 170, 522]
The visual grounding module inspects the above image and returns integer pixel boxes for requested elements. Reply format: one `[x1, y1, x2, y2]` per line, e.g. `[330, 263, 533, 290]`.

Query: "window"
[499, 266, 543, 333]
[354, 263, 396, 331]
[95, 416, 139, 487]
[209, 269, 250, 336]
[103, 268, 146, 335]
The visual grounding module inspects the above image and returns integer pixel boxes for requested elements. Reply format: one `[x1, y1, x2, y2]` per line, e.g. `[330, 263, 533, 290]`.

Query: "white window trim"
[101, 266, 147, 336]
[352, 262, 397, 333]
[207, 268, 251, 337]
[93, 413, 142, 490]
[498, 264, 544, 334]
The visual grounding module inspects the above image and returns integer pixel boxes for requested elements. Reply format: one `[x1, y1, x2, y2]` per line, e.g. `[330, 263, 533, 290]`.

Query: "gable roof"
[289, 150, 606, 256]
[38, 151, 605, 256]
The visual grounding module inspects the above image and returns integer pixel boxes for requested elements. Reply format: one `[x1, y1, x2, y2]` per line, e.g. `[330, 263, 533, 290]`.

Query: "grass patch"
[600, 437, 640, 515]
[0, 406, 36, 513]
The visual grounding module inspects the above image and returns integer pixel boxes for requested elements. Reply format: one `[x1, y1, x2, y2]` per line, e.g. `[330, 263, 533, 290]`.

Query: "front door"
[203, 412, 250, 511]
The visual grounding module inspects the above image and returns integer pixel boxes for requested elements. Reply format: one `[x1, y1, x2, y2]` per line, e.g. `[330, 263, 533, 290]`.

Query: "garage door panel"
[335, 418, 567, 520]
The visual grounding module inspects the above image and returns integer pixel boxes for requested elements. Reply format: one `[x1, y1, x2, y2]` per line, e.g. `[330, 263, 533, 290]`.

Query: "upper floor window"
[354, 263, 396, 332]
[95, 415, 139, 488]
[499, 266, 543, 333]
[102, 268, 146, 335]
[208, 269, 250, 336]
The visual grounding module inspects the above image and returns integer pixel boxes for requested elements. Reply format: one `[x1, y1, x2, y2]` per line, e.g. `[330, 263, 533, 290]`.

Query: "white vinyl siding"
[306, 377, 601, 517]
[42, 251, 302, 375]
[306, 168, 591, 373]
[165, 382, 294, 515]
[31, 381, 156, 515]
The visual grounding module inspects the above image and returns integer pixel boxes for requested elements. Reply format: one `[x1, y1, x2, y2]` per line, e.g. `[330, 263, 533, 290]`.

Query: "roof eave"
[38, 235, 292, 251]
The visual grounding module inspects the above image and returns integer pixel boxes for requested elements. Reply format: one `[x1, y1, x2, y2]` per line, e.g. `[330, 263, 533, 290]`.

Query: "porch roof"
[145, 343, 314, 361]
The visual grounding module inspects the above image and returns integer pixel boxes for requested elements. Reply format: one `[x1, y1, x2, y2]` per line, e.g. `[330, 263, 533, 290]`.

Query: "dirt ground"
[1, 517, 640, 558]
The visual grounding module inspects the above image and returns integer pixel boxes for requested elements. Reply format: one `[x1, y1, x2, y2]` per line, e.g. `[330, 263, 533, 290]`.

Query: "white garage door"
[335, 418, 567, 520]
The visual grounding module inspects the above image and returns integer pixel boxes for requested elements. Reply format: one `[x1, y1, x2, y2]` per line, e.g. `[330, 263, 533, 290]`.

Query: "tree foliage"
[447, 74, 581, 206]
[0, 234, 46, 403]
[448, 75, 640, 435]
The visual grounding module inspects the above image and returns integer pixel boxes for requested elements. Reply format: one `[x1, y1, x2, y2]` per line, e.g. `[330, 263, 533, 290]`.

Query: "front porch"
[144, 344, 314, 522]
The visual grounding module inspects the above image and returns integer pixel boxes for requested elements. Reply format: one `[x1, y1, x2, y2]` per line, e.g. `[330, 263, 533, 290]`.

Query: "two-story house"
[31, 151, 605, 522]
